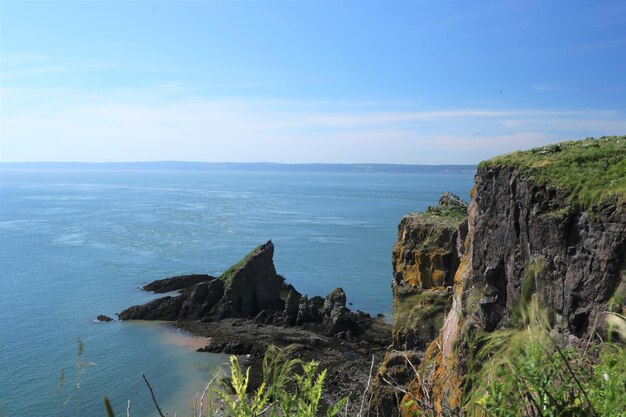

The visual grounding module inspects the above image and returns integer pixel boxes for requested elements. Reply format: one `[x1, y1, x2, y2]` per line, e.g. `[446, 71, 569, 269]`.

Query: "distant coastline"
[0, 161, 476, 174]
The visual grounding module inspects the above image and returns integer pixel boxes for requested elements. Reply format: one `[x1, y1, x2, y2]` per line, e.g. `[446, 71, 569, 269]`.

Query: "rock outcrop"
[369, 194, 468, 416]
[143, 274, 215, 293]
[119, 240, 392, 415]
[391, 193, 467, 350]
[119, 240, 377, 338]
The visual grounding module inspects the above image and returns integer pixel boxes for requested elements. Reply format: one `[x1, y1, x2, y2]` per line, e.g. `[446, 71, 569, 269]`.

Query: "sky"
[1, 0, 626, 164]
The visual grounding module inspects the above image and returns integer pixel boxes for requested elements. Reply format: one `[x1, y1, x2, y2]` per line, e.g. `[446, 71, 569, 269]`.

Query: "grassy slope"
[220, 243, 265, 283]
[479, 136, 626, 208]
[408, 194, 468, 229]
[422, 204, 468, 226]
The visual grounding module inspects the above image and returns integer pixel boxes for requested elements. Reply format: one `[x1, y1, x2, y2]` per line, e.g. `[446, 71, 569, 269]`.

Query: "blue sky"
[1, 0, 626, 163]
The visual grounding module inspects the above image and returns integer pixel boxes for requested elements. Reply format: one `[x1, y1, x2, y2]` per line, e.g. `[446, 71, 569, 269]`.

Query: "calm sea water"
[0, 168, 474, 417]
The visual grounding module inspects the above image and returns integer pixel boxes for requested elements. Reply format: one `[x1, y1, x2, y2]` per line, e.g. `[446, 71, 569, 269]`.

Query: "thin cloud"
[1, 53, 186, 82]
[2, 87, 625, 163]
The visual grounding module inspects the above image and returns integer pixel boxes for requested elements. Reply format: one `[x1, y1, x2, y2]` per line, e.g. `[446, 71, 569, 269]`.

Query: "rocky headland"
[119, 240, 391, 411]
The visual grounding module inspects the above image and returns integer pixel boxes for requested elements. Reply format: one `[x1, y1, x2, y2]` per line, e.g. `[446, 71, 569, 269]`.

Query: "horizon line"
[0, 160, 477, 166]
[0, 161, 477, 174]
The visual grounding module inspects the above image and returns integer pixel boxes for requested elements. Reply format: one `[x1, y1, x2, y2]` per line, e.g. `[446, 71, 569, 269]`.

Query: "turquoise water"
[0, 168, 474, 417]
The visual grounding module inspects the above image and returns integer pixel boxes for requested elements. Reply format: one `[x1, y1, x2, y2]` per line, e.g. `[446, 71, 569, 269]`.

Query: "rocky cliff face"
[391, 193, 468, 350]
[371, 137, 626, 416]
[468, 165, 625, 335]
[369, 194, 468, 416]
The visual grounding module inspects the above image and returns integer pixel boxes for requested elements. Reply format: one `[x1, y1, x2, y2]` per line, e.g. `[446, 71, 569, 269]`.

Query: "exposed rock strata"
[407, 165, 626, 415]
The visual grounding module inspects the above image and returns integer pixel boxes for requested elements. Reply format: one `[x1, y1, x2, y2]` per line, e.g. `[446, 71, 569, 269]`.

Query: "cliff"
[369, 193, 468, 415]
[391, 193, 467, 349]
[370, 136, 626, 416]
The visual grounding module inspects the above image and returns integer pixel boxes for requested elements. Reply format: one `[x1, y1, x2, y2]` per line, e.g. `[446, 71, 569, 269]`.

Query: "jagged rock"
[322, 288, 353, 335]
[390, 194, 467, 351]
[428, 192, 468, 216]
[179, 279, 224, 319]
[217, 241, 285, 317]
[120, 241, 284, 321]
[468, 164, 625, 334]
[284, 288, 301, 325]
[120, 241, 377, 340]
[296, 295, 324, 325]
[143, 274, 215, 293]
[96, 315, 113, 322]
[323, 288, 347, 314]
[284, 288, 301, 317]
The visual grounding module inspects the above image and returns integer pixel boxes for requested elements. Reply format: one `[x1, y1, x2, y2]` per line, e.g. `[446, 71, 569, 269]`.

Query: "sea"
[0, 164, 475, 417]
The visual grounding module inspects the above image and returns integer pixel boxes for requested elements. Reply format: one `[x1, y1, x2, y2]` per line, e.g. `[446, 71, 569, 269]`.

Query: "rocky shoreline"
[116, 137, 626, 417]
[119, 240, 391, 413]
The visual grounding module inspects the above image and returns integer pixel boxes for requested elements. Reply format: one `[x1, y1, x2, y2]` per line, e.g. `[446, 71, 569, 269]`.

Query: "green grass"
[101, 345, 348, 417]
[394, 290, 450, 332]
[422, 194, 468, 225]
[213, 348, 348, 417]
[478, 136, 626, 208]
[421, 207, 467, 226]
[220, 243, 266, 283]
[463, 297, 626, 417]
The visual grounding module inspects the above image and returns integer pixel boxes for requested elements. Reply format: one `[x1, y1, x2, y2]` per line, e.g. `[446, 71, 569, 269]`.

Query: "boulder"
[96, 315, 113, 322]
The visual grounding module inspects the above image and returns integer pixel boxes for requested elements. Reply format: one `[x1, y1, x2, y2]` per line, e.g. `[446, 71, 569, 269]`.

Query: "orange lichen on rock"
[369, 194, 469, 416]
[399, 211, 474, 416]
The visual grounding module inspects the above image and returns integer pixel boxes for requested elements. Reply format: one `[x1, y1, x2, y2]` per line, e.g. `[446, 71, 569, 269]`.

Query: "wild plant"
[103, 344, 348, 417]
[464, 297, 626, 417]
[57, 337, 96, 417]
[216, 346, 348, 417]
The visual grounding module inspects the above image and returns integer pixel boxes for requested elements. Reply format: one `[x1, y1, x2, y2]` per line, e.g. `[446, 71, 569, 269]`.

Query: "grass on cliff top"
[407, 193, 468, 229]
[406, 211, 463, 232]
[423, 205, 467, 225]
[220, 242, 266, 283]
[478, 136, 626, 208]
[412, 199, 468, 228]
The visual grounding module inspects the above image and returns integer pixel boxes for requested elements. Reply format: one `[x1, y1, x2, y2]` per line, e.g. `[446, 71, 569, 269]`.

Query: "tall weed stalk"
[465, 296, 625, 417]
